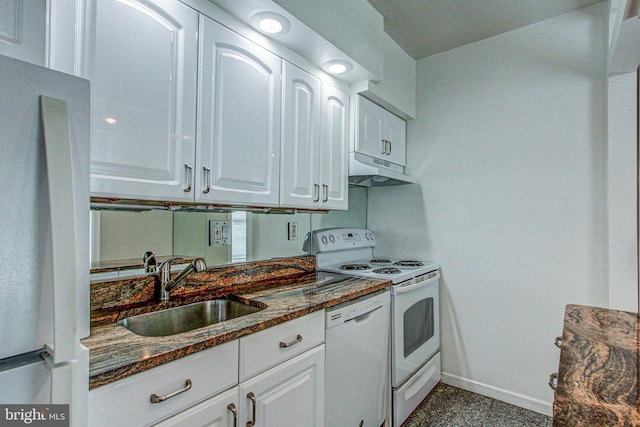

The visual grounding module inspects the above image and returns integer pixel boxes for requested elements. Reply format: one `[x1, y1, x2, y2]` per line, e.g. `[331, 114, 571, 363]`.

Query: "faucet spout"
[158, 258, 207, 302]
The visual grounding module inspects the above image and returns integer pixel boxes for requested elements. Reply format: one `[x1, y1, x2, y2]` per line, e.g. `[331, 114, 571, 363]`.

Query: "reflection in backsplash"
[90, 186, 367, 268]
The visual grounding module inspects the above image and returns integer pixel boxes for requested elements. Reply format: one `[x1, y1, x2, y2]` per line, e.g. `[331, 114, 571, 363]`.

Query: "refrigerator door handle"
[41, 96, 77, 364]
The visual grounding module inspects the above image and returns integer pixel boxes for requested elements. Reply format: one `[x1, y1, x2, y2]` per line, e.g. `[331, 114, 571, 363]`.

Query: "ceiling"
[366, 0, 605, 60]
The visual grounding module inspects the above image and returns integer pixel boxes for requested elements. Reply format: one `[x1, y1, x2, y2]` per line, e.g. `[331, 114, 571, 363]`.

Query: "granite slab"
[553, 304, 639, 426]
[82, 267, 389, 389]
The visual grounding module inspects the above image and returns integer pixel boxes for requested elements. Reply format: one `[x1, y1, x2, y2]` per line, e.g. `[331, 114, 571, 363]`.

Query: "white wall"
[607, 72, 639, 312]
[368, 4, 609, 415]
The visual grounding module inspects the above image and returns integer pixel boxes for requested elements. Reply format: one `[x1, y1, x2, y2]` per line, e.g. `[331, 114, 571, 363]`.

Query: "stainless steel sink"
[117, 299, 263, 337]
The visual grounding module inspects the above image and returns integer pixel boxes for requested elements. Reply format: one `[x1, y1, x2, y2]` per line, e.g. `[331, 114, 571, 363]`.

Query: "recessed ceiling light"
[322, 60, 353, 75]
[250, 12, 291, 36]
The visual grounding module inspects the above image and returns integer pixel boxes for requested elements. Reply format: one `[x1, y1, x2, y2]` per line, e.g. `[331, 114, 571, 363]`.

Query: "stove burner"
[373, 267, 402, 274]
[393, 260, 424, 267]
[370, 259, 391, 264]
[340, 263, 371, 271]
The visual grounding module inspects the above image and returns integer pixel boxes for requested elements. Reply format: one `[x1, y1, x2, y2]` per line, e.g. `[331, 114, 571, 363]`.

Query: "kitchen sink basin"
[117, 299, 263, 337]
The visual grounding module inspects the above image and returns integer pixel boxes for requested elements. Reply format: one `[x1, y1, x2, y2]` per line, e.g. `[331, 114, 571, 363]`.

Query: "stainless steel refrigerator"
[0, 55, 90, 426]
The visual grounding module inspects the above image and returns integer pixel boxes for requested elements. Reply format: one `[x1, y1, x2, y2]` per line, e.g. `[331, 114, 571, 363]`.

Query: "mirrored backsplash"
[90, 186, 367, 271]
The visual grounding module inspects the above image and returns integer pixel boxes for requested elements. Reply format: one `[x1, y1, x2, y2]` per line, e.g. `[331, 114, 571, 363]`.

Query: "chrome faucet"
[143, 251, 157, 273]
[158, 257, 207, 302]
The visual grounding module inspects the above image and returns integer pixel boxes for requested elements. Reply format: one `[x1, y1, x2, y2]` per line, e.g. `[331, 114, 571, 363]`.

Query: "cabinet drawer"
[239, 310, 324, 381]
[89, 341, 238, 427]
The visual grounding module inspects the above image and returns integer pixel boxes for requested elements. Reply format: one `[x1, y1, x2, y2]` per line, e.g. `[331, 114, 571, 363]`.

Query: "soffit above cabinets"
[206, 0, 384, 87]
[366, 0, 605, 60]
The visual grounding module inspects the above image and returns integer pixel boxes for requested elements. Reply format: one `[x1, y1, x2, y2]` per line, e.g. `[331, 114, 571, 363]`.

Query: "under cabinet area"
[280, 63, 349, 210]
[353, 95, 406, 167]
[85, 0, 199, 202]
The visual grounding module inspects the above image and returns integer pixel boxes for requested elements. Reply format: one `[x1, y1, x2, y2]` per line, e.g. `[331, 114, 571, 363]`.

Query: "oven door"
[391, 271, 440, 387]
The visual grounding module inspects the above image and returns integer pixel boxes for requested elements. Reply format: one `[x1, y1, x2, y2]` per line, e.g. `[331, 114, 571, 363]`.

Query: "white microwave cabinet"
[280, 62, 349, 210]
[353, 95, 406, 167]
[89, 311, 325, 427]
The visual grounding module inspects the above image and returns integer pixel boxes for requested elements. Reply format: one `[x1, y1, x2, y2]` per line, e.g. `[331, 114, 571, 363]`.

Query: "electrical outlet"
[288, 222, 298, 240]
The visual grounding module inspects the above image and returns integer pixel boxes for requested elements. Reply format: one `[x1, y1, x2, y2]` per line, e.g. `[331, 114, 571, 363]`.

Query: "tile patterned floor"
[401, 383, 553, 427]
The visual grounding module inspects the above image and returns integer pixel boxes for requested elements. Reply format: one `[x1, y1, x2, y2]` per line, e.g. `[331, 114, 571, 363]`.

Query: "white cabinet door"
[197, 16, 281, 207]
[355, 95, 386, 159]
[384, 110, 407, 166]
[319, 84, 349, 210]
[238, 345, 324, 427]
[354, 95, 406, 167]
[0, 0, 47, 66]
[280, 63, 348, 211]
[154, 387, 239, 427]
[86, 0, 198, 202]
[280, 62, 321, 209]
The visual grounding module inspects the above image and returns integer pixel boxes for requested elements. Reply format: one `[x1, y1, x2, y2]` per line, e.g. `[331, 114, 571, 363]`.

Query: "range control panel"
[312, 228, 376, 253]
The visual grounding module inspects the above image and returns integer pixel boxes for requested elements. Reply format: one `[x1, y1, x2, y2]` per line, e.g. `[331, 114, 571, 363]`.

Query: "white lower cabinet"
[88, 341, 238, 427]
[90, 312, 325, 427]
[238, 345, 325, 427]
[153, 386, 239, 427]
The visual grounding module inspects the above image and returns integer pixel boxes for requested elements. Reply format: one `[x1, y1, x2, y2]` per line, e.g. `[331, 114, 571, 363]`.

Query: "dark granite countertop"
[553, 304, 639, 426]
[82, 260, 389, 389]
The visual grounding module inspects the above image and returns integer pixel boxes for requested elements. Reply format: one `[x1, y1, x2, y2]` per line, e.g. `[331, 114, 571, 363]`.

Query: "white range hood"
[348, 152, 416, 187]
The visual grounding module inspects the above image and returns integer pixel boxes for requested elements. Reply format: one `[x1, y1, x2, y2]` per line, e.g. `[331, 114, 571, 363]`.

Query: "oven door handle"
[393, 272, 440, 295]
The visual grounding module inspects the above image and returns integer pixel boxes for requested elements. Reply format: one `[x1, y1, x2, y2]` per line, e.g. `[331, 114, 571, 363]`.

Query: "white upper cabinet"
[85, 0, 198, 202]
[0, 0, 47, 66]
[281, 62, 349, 210]
[354, 95, 406, 167]
[319, 84, 349, 210]
[280, 62, 321, 209]
[197, 16, 282, 207]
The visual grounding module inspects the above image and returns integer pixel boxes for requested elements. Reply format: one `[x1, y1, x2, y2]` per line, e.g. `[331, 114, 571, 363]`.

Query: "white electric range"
[307, 228, 442, 427]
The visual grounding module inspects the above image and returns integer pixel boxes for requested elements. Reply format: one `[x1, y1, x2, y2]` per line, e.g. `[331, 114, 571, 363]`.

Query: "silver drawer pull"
[202, 166, 211, 194]
[313, 183, 320, 202]
[279, 334, 302, 348]
[247, 392, 256, 427]
[548, 373, 558, 391]
[227, 403, 238, 427]
[554, 336, 562, 348]
[183, 164, 193, 193]
[150, 379, 192, 403]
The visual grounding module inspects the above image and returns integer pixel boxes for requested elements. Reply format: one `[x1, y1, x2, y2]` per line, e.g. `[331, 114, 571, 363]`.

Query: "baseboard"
[441, 372, 553, 417]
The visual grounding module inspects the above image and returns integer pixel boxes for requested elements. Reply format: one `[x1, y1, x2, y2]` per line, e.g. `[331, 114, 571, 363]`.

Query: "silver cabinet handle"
[183, 164, 193, 192]
[313, 183, 320, 202]
[227, 403, 238, 427]
[322, 184, 328, 202]
[247, 392, 256, 427]
[150, 379, 192, 403]
[279, 334, 302, 348]
[387, 140, 392, 155]
[202, 166, 211, 194]
[548, 373, 558, 391]
[554, 336, 562, 348]
[381, 139, 387, 155]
